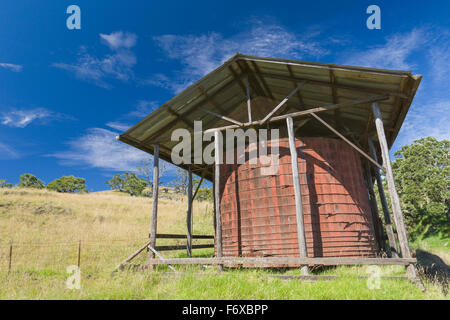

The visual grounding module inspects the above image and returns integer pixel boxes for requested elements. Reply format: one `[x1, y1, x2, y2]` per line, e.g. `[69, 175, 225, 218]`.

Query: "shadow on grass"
[415, 249, 449, 294]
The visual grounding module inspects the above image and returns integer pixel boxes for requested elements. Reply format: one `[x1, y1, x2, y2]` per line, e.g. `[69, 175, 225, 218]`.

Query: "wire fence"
[0, 236, 215, 274]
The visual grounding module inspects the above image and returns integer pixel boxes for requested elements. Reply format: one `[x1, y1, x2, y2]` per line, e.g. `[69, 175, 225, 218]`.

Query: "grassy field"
[0, 188, 448, 300]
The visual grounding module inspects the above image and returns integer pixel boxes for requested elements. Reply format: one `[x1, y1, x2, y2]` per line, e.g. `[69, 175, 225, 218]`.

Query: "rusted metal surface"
[218, 137, 378, 261]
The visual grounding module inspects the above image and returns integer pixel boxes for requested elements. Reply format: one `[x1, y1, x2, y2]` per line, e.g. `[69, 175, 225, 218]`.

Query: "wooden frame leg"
[214, 131, 223, 272]
[149, 144, 160, 263]
[287, 117, 309, 275]
[363, 160, 386, 254]
[186, 167, 193, 257]
[372, 103, 425, 290]
[368, 137, 399, 258]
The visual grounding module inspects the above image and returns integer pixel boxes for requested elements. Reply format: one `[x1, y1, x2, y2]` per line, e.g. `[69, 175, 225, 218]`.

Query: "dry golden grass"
[0, 188, 213, 272]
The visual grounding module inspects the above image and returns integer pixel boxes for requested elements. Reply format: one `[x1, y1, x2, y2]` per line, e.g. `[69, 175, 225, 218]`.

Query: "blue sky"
[1, 1, 449, 191]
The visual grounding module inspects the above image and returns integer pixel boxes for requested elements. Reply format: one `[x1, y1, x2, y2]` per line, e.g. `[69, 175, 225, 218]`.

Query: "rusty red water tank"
[218, 137, 378, 260]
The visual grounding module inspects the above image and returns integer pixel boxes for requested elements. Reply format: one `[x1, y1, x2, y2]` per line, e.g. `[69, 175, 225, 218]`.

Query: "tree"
[137, 158, 167, 192]
[0, 180, 13, 188]
[47, 176, 87, 193]
[106, 172, 147, 196]
[171, 169, 189, 195]
[391, 137, 449, 238]
[18, 173, 45, 189]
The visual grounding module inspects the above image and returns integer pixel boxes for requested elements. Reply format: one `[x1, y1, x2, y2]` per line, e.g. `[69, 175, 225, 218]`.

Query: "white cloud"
[394, 99, 450, 149]
[149, 19, 328, 92]
[0, 63, 23, 72]
[342, 28, 427, 70]
[100, 31, 137, 50]
[0, 141, 19, 159]
[53, 31, 137, 88]
[1, 108, 52, 128]
[105, 121, 131, 132]
[50, 127, 149, 172]
[428, 33, 450, 84]
[128, 100, 159, 118]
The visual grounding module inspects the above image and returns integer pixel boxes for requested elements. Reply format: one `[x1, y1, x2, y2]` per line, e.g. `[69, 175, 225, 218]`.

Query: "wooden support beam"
[236, 60, 266, 98]
[199, 107, 243, 126]
[246, 75, 252, 123]
[140, 78, 239, 145]
[155, 233, 214, 239]
[149, 144, 159, 261]
[147, 256, 417, 266]
[167, 107, 193, 129]
[310, 112, 385, 172]
[251, 61, 275, 100]
[214, 131, 223, 272]
[287, 64, 305, 106]
[372, 103, 410, 258]
[147, 245, 176, 271]
[228, 65, 247, 96]
[260, 82, 306, 125]
[204, 95, 390, 134]
[186, 167, 193, 257]
[155, 244, 214, 251]
[198, 86, 226, 114]
[192, 176, 204, 201]
[329, 69, 343, 131]
[368, 137, 399, 257]
[363, 160, 386, 253]
[287, 117, 309, 275]
[113, 240, 152, 273]
[371, 102, 424, 290]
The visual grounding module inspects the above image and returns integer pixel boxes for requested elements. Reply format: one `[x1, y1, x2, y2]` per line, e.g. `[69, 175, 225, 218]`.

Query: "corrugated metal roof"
[118, 53, 422, 181]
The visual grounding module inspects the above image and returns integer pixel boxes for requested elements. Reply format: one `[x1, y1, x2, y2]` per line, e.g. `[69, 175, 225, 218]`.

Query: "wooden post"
[77, 240, 81, 268]
[368, 137, 399, 257]
[8, 240, 12, 275]
[149, 144, 160, 260]
[186, 167, 193, 257]
[286, 117, 309, 275]
[363, 161, 386, 253]
[246, 75, 252, 123]
[214, 131, 223, 272]
[372, 103, 423, 289]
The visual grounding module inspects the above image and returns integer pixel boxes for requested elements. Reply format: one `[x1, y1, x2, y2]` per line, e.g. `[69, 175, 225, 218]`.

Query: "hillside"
[0, 188, 448, 300]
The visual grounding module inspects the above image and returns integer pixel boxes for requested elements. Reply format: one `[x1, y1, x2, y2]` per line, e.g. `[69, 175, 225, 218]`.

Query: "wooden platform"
[147, 257, 416, 266]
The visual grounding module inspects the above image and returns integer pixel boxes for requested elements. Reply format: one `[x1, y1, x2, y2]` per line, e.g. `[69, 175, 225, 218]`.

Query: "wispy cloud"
[341, 28, 428, 70]
[53, 31, 137, 88]
[427, 29, 450, 85]
[50, 127, 149, 172]
[147, 19, 329, 92]
[0, 141, 19, 159]
[394, 98, 450, 149]
[105, 121, 131, 132]
[128, 100, 158, 118]
[0, 107, 70, 128]
[100, 31, 137, 50]
[0, 63, 23, 72]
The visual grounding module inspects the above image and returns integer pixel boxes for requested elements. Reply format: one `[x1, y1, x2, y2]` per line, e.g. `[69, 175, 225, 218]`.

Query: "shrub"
[18, 174, 45, 189]
[47, 176, 87, 193]
[106, 172, 147, 196]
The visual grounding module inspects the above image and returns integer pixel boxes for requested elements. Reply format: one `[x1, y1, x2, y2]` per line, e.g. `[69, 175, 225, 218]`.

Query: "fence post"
[77, 240, 81, 268]
[8, 240, 12, 275]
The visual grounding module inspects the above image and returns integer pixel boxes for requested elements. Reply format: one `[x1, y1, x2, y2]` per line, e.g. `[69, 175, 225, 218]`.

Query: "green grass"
[0, 188, 448, 300]
[1, 265, 446, 300]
